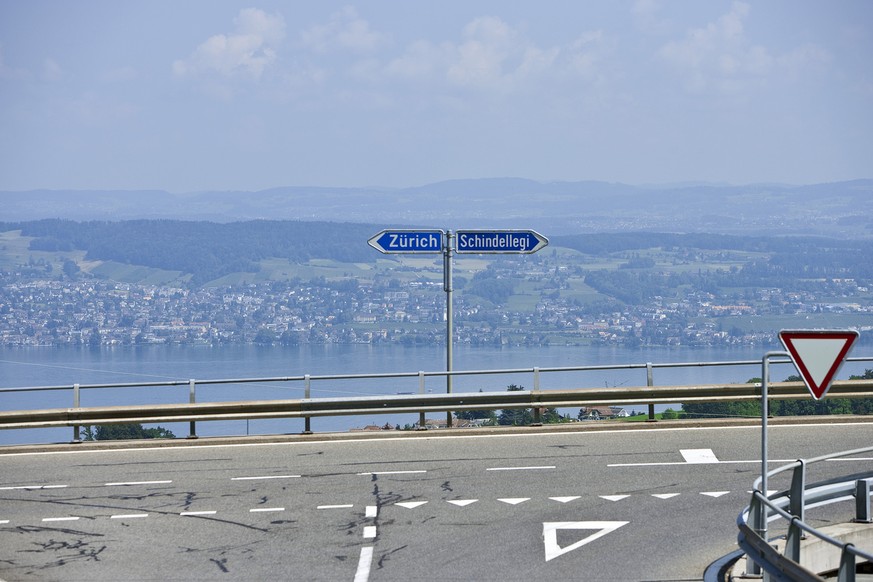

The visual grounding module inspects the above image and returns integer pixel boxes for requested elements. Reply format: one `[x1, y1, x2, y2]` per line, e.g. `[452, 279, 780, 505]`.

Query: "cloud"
[300, 6, 387, 53]
[173, 8, 286, 80]
[657, 2, 829, 93]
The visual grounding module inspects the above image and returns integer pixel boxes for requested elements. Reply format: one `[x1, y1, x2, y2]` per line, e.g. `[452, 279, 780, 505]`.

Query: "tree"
[498, 384, 532, 425]
[84, 424, 176, 441]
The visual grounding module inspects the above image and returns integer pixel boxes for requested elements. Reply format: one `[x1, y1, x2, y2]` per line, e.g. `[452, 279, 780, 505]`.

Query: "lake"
[2, 343, 870, 445]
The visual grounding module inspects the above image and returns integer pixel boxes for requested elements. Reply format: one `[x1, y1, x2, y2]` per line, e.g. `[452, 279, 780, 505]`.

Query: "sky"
[0, 1, 871, 192]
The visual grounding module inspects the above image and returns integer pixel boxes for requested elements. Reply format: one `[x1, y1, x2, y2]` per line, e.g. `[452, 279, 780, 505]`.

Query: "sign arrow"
[542, 521, 628, 562]
[455, 230, 548, 254]
[368, 229, 444, 254]
[778, 329, 859, 399]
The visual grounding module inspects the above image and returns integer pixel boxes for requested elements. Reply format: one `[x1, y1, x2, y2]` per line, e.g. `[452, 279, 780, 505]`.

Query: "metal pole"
[418, 371, 427, 430]
[759, 351, 789, 549]
[72, 383, 81, 443]
[646, 362, 656, 421]
[187, 379, 197, 439]
[445, 230, 454, 429]
[303, 374, 312, 434]
[532, 367, 542, 425]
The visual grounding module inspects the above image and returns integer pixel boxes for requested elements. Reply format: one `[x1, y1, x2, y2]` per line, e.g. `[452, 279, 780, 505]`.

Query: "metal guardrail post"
[838, 546, 856, 582]
[303, 374, 312, 434]
[789, 460, 806, 524]
[646, 362, 655, 421]
[746, 493, 765, 577]
[531, 367, 542, 425]
[856, 479, 872, 523]
[72, 383, 81, 443]
[417, 371, 427, 430]
[187, 379, 197, 439]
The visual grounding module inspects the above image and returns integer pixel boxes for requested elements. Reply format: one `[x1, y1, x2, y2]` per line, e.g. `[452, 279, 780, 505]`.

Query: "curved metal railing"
[738, 446, 873, 581]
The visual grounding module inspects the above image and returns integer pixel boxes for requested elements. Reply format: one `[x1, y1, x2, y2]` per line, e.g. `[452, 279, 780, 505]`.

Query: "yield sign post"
[778, 329, 859, 400]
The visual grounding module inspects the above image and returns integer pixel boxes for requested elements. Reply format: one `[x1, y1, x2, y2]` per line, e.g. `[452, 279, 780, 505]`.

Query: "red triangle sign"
[779, 330, 859, 400]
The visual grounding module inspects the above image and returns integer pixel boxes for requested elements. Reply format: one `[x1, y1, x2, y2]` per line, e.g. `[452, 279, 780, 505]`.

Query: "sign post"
[749, 329, 859, 575]
[369, 228, 549, 427]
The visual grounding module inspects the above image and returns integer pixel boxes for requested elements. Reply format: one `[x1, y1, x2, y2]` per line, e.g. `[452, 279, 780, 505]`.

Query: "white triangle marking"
[701, 491, 730, 498]
[599, 495, 630, 502]
[498, 498, 530, 505]
[652, 493, 680, 499]
[395, 501, 428, 509]
[446, 499, 478, 507]
[543, 521, 629, 561]
[549, 496, 581, 503]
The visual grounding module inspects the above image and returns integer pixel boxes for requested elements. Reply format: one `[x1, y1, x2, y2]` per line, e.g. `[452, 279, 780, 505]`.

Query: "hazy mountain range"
[2, 178, 871, 237]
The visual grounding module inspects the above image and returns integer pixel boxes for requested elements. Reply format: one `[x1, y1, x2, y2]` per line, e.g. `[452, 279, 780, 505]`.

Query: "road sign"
[455, 230, 548, 254]
[368, 229, 444, 254]
[778, 329, 859, 399]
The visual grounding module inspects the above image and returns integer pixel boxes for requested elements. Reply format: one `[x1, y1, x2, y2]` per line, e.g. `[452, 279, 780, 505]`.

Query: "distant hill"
[1, 178, 871, 237]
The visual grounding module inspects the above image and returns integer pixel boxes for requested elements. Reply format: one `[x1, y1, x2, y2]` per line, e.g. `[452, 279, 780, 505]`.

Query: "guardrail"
[737, 447, 873, 581]
[1, 356, 872, 442]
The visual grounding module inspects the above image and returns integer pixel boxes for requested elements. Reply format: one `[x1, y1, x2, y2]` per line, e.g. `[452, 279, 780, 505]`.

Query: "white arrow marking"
[395, 501, 428, 509]
[652, 493, 680, 500]
[680, 449, 720, 464]
[599, 495, 630, 502]
[498, 498, 530, 505]
[701, 491, 730, 498]
[549, 496, 581, 503]
[543, 521, 629, 561]
[446, 499, 478, 507]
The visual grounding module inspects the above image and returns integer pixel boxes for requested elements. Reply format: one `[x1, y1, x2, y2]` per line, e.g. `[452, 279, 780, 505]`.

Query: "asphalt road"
[1, 420, 871, 581]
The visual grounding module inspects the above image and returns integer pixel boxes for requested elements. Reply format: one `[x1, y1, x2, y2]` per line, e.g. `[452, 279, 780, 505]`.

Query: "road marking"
[43, 516, 79, 522]
[702, 491, 731, 498]
[180, 511, 217, 516]
[363, 526, 377, 539]
[395, 501, 428, 509]
[110, 513, 148, 519]
[487, 466, 555, 471]
[550, 496, 581, 503]
[354, 546, 374, 582]
[365, 505, 378, 518]
[249, 507, 285, 513]
[652, 493, 680, 500]
[231, 475, 301, 481]
[318, 504, 354, 510]
[0, 484, 67, 490]
[105, 480, 172, 486]
[0, 520, 9, 524]
[600, 495, 630, 502]
[543, 521, 629, 562]
[498, 498, 530, 505]
[446, 499, 478, 507]
[357, 470, 427, 476]
[680, 449, 720, 464]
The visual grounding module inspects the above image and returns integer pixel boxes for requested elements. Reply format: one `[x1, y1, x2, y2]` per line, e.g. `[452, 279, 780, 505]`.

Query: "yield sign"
[779, 330, 859, 400]
[542, 521, 628, 561]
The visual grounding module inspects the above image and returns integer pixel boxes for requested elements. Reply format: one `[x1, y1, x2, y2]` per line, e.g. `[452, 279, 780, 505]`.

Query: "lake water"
[2, 343, 870, 445]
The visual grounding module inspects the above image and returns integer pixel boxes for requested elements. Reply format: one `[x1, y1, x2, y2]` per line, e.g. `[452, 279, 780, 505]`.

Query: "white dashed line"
[180, 511, 217, 517]
[105, 480, 172, 486]
[356, 470, 427, 476]
[0, 520, 10, 524]
[318, 504, 354, 510]
[249, 507, 285, 513]
[0, 485, 67, 491]
[231, 475, 301, 481]
[42, 516, 79, 522]
[487, 466, 555, 471]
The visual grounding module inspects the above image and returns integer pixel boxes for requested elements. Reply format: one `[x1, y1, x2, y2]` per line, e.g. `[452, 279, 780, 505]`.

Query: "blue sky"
[0, 1, 870, 192]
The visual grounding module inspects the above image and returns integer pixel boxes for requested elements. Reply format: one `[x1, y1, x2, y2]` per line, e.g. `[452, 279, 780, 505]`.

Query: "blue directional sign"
[455, 230, 548, 254]
[368, 229, 445, 254]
